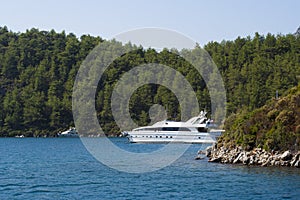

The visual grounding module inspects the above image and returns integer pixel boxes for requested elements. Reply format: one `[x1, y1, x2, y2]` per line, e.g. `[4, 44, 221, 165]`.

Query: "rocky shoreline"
[196, 146, 300, 168]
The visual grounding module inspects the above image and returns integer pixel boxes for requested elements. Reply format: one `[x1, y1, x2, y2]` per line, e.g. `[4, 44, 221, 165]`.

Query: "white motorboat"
[58, 128, 79, 137]
[15, 135, 25, 138]
[122, 111, 224, 143]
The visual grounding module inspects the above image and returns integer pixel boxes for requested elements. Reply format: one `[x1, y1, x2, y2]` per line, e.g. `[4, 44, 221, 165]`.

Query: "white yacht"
[122, 111, 224, 143]
[58, 128, 79, 137]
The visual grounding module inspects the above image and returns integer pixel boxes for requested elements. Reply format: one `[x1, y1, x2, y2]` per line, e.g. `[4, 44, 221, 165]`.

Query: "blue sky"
[1, 0, 299, 46]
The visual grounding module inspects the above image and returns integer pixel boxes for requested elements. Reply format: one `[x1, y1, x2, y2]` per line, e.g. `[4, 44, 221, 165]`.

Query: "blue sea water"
[0, 138, 299, 200]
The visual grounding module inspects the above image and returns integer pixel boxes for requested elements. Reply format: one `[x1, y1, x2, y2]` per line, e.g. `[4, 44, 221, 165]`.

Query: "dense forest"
[0, 26, 299, 137]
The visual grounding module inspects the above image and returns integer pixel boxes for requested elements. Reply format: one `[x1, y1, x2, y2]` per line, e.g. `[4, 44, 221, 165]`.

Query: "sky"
[1, 0, 299, 46]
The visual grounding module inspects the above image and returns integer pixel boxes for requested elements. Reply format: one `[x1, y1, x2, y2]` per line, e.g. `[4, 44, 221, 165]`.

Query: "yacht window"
[178, 127, 191, 132]
[142, 128, 160, 131]
[198, 127, 208, 132]
[160, 127, 191, 132]
[162, 127, 179, 131]
[166, 136, 168, 138]
[160, 136, 162, 138]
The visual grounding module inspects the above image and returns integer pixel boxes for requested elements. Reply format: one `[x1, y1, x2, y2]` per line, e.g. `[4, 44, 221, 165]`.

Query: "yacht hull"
[126, 131, 221, 144]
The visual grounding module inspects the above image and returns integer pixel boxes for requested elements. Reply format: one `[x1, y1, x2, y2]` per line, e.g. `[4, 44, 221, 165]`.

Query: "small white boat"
[122, 111, 224, 144]
[15, 135, 25, 138]
[58, 128, 79, 137]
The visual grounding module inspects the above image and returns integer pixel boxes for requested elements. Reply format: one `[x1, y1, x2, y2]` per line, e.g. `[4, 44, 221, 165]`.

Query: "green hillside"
[220, 84, 300, 151]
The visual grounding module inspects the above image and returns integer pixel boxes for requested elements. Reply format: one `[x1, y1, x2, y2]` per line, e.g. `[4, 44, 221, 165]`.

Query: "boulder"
[195, 155, 204, 160]
[269, 159, 276, 166]
[262, 158, 270, 167]
[294, 160, 300, 168]
[209, 156, 222, 162]
[242, 154, 250, 165]
[233, 152, 244, 164]
[280, 150, 292, 161]
[197, 150, 205, 155]
[258, 158, 265, 165]
[205, 146, 213, 157]
[290, 152, 300, 166]
[280, 160, 290, 166]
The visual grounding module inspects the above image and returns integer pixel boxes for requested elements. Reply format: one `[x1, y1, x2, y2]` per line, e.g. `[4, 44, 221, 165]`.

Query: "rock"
[273, 154, 281, 161]
[233, 152, 242, 164]
[228, 154, 235, 163]
[249, 155, 255, 165]
[270, 159, 275, 166]
[242, 154, 250, 165]
[255, 147, 262, 151]
[195, 155, 204, 160]
[262, 153, 270, 160]
[209, 156, 222, 162]
[290, 152, 300, 166]
[258, 158, 265, 165]
[262, 158, 270, 167]
[279, 160, 289, 166]
[205, 146, 213, 157]
[294, 160, 300, 168]
[280, 150, 292, 161]
[197, 150, 205, 155]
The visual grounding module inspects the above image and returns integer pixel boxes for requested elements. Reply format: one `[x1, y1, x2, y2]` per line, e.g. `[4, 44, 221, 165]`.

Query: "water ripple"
[0, 138, 299, 200]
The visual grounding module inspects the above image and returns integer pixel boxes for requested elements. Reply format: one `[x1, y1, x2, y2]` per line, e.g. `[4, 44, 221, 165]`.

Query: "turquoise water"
[0, 138, 299, 199]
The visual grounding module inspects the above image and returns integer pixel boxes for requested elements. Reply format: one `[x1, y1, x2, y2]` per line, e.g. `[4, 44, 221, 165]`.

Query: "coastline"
[202, 145, 300, 168]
